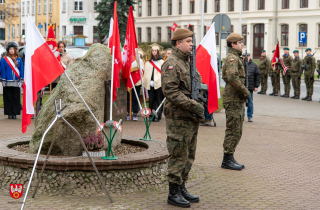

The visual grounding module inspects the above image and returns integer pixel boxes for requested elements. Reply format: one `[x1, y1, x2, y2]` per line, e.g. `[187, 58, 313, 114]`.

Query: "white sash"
[6, 56, 20, 77]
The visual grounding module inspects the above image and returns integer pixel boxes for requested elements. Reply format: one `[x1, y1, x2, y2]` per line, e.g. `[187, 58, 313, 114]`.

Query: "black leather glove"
[310, 76, 314, 80]
[298, 76, 301, 80]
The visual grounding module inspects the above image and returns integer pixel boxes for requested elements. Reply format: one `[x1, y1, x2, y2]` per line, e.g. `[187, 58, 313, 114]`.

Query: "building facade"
[135, 0, 320, 60]
[60, 0, 101, 46]
[0, 0, 20, 44]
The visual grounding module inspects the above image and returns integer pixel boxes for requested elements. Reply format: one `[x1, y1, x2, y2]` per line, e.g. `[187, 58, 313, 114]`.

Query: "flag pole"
[129, 89, 132, 120]
[136, 50, 147, 113]
[110, 46, 115, 120]
[130, 75, 142, 110]
[200, 0, 205, 41]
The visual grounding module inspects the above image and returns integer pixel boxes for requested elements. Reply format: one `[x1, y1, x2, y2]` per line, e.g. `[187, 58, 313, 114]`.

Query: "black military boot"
[221, 153, 243, 170]
[280, 94, 286, 97]
[291, 95, 299, 99]
[257, 91, 262, 94]
[301, 96, 308, 100]
[167, 183, 191, 208]
[283, 94, 289, 98]
[261, 92, 266, 95]
[273, 92, 279, 96]
[306, 96, 312, 101]
[230, 154, 245, 169]
[269, 92, 275, 96]
[290, 95, 295, 98]
[181, 181, 199, 203]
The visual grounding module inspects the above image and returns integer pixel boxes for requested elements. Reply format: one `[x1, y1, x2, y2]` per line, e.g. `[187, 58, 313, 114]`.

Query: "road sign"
[70, 31, 73, 36]
[212, 14, 231, 33]
[38, 24, 43, 28]
[299, 31, 306, 43]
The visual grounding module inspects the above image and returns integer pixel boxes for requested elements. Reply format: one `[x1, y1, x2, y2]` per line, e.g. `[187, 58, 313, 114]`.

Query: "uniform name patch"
[168, 66, 173, 69]
[230, 59, 235, 61]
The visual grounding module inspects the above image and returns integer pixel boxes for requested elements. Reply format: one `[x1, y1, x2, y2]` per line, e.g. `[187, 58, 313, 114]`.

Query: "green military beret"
[283, 47, 289, 50]
[293, 50, 299, 53]
[305, 48, 311, 52]
[272, 50, 275, 53]
[261, 50, 266, 53]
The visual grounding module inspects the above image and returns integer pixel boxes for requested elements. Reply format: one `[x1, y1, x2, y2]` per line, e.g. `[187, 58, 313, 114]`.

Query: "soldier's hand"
[245, 90, 251, 100]
[194, 103, 204, 118]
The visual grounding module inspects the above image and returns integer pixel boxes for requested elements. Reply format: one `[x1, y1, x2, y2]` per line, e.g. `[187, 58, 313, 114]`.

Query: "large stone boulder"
[29, 44, 125, 156]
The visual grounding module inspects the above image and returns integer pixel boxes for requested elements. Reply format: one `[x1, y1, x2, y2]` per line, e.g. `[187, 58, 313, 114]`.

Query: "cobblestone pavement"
[1, 94, 320, 210]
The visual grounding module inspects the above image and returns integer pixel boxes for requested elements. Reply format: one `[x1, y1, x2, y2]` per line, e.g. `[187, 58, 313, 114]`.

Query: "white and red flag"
[122, 6, 138, 83]
[22, 15, 64, 133]
[196, 22, 220, 114]
[170, 22, 178, 32]
[272, 41, 280, 71]
[108, 1, 122, 101]
[107, 18, 113, 49]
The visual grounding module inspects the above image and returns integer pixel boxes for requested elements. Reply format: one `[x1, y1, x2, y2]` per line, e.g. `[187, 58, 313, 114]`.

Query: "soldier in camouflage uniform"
[257, 50, 271, 94]
[270, 50, 280, 96]
[161, 28, 203, 208]
[280, 47, 293, 98]
[290, 50, 302, 99]
[221, 33, 250, 171]
[302, 48, 316, 101]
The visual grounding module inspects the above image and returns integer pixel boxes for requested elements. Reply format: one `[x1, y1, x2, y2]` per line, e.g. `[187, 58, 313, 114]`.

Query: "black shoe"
[301, 96, 308, 100]
[283, 94, 289, 98]
[12, 115, 16, 119]
[306, 96, 312, 101]
[167, 183, 191, 208]
[154, 118, 159, 122]
[181, 181, 199, 203]
[269, 92, 275, 96]
[257, 91, 262, 94]
[8, 115, 12, 119]
[290, 95, 295, 98]
[291, 95, 299, 99]
[274, 93, 279, 96]
[230, 154, 245, 169]
[221, 153, 243, 170]
[280, 94, 286, 97]
[261, 92, 266, 95]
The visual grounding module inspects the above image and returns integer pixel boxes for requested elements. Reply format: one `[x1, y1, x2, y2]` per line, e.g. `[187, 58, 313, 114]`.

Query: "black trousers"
[148, 87, 164, 120]
[127, 85, 141, 114]
[3, 87, 21, 116]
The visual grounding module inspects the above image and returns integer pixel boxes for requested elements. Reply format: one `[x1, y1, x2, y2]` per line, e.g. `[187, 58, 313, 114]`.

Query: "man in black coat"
[243, 53, 261, 122]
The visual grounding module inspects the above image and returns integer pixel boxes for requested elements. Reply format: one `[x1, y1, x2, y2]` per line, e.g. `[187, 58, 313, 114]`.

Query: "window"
[300, 0, 308, 8]
[93, 26, 99, 43]
[138, 28, 141, 43]
[147, 0, 151, 16]
[282, 0, 289, 9]
[8, 4, 10, 15]
[242, 25, 247, 45]
[62, 26, 66, 35]
[190, 0, 195, 14]
[49, 0, 52, 13]
[22, 2, 25, 15]
[215, 0, 220, 12]
[74, 0, 83, 11]
[179, 0, 182, 14]
[281, 25, 288, 46]
[215, 32, 219, 46]
[299, 24, 307, 47]
[258, 0, 265, 10]
[158, 0, 161, 16]
[168, 0, 172, 15]
[17, 24, 19, 37]
[229, 25, 234, 33]
[228, 0, 234, 11]
[12, 4, 14, 16]
[12, 25, 15, 38]
[0, 0, 5, 4]
[27, 1, 30, 14]
[0, 12, 5, 21]
[62, 0, 66, 12]
[318, 25, 320, 47]
[138, 0, 142, 17]
[22, 24, 25, 36]
[167, 27, 172, 41]
[44, 0, 47, 13]
[204, 0, 207, 13]
[38, 0, 41, 14]
[243, 0, 249, 11]
[17, 3, 19, 16]
[94, 0, 101, 9]
[43, 23, 47, 36]
[147, 28, 151, 42]
[203, 26, 207, 36]
[157, 27, 161, 42]
[32, 0, 35, 14]
[8, 24, 10, 38]
[74, 26, 83, 35]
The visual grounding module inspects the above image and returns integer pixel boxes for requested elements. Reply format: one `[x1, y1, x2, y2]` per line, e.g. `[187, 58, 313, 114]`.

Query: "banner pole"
[129, 89, 132, 120]
[130, 75, 142, 110]
[110, 46, 115, 121]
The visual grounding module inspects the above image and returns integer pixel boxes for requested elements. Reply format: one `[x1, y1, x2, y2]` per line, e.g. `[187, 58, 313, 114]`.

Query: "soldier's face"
[176, 37, 193, 54]
[261, 52, 266, 57]
[294, 52, 299, 57]
[231, 41, 243, 51]
[306, 51, 311, 55]
[284, 50, 289, 54]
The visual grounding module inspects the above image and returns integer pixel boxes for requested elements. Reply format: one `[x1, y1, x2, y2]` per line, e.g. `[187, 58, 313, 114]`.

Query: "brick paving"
[1, 93, 320, 209]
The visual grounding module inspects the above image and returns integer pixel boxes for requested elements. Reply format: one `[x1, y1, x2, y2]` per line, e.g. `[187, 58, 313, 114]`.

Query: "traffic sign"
[70, 31, 74, 36]
[212, 14, 231, 33]
[38, 24, 43, 28]
[299, 31, 306, 43]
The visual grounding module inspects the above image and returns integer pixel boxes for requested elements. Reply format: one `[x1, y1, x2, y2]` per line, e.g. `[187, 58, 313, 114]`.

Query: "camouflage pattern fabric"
[291, 57, 302, 96]
[222, 47, 249, 154]
[223, 102, 244, 154]
[280, 54, 293, 95]
[166, 119, 199, 185]
[258, 56, 272, 92]
[271, 64, 280, 93]
[302, 55, 316, 96]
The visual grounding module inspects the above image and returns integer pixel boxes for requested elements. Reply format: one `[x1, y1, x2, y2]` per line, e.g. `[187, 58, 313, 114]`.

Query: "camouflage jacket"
[258, 56, 272, 74]
[280, 54, 293, 75]
[161, 46, 203, 122]
[302, 54, 316, 76]
[291, 57, 302, 76]
[222, 48, 249, 104]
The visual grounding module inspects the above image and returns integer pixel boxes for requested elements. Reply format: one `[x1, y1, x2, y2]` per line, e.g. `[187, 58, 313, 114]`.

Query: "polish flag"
[170, 22, 178, 32]
[22, 15, 64, 133]
[196, 22, 220, 114]
[272, 41, 280, 70]
[108, 1, 122, 101]
[107, 18, 113, 49]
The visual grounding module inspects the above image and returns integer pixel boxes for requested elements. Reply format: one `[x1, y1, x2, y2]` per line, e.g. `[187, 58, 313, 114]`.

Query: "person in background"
[164, 48, 172, 61]
[280, 47, 293, 98]
[270, 50, 280, 96]
[0, 42, 24, 119]
[290, 50, 302, 99]
[302, 48, 316, 101]
[242, 52, 261, 122]
[143, 43, 164, 122]
[257, 50, 271, 94]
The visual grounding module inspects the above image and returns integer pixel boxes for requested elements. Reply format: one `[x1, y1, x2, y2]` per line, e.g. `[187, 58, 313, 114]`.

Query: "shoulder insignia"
[230, 59, 235, 61]
[168, 66, 173, 70]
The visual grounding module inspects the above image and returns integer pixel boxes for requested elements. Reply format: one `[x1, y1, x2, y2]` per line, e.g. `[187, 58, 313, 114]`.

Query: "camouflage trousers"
[260, 72, 268, 92]
[282, 73, 291, 95]
[271, 72, 280, 93]
[166, 118, 199, 185]
[223, 102, 244, 154]
[304, 76, 315, 96]
[291, 75, 301, 96]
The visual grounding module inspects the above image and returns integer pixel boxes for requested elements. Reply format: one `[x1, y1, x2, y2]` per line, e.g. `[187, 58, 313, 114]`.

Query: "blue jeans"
[243, 92, 253, 119]
[204, 91, 213, 121]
